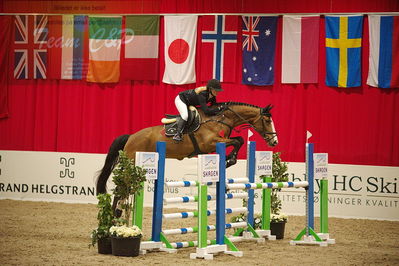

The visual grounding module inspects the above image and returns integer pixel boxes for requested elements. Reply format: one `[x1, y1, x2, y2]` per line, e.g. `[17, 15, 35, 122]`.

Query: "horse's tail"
[96, 134, 130, 195]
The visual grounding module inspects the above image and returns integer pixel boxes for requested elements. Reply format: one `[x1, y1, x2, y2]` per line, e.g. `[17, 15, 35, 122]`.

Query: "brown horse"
[96, 102, 278, 195]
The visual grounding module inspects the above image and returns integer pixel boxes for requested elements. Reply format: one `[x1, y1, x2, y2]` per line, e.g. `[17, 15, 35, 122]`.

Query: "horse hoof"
[114, 209, 122, 218]
[226, 158, 237, 168]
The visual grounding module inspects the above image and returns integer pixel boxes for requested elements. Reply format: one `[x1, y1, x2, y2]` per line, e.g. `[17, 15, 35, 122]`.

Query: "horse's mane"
[217, 102, 261, 109]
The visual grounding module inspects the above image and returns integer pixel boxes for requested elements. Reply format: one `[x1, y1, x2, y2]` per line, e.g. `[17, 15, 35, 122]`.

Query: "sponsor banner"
[314, 153, 328, 179]
[135, 152, 159, 180]
[0, 151, 398, 221]
[197, 154, 220, 183]
[255, 151, 273, 177]
[276, 162, 399, 221]
[3, 1, 161, 14]
[0, 150, 101, 203]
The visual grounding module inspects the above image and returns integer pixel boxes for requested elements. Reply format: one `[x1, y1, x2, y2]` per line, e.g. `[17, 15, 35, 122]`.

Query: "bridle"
[225, 105, 278, 143]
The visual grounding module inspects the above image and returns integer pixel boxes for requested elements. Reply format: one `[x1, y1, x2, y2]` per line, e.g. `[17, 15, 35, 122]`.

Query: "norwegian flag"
[201, 15, 238, 83]
[14, 15, 48, 79]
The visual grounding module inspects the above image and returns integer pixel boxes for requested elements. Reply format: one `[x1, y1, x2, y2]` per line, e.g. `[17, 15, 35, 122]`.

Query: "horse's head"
[252, 104, 278, 147]
[219, 102, 278, 147]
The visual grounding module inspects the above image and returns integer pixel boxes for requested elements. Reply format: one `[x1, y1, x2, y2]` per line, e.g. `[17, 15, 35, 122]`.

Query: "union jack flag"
[14, 15, 48, 79]
[242, 16, 260, 52]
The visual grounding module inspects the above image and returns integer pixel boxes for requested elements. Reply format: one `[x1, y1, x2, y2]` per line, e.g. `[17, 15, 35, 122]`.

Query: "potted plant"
[268, 152, 289, 239]
[110, 150, 147, 257]
[90, 193, 113, 254]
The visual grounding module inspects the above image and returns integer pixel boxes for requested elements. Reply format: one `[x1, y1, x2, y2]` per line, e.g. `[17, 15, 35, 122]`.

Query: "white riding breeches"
[175, 95, 188, 121]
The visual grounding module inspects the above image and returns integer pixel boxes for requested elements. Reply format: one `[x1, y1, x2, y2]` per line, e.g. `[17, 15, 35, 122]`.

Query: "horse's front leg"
[225, 136, 244, 168]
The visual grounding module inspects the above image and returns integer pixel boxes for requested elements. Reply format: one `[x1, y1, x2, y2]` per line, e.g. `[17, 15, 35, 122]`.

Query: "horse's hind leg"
[112, 196, 122, 218]
[225, 136, 244, 168]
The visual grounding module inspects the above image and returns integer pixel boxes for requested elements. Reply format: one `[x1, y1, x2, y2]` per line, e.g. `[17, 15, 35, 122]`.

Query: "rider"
[173, 79, 224, 141]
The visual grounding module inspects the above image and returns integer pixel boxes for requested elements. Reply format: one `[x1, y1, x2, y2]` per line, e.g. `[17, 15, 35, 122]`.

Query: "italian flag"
[121, 15, 159, 81]
[87, 16, 122, 83]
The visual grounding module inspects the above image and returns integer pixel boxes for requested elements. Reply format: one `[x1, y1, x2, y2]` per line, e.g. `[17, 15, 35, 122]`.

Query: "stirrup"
[173, 133, 183, 141]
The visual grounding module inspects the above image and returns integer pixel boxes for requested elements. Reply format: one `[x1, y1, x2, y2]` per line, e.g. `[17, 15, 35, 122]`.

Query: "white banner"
[255, 151, 273, 177]
[0, 150, 398, 221]
[314, 153, 328, 179]
[135, 152, 159, 180]
[0, 150, 101, 203]
[197, 154, 220, 183]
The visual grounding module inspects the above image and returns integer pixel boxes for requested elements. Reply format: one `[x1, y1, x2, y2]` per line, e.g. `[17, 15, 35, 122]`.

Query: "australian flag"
[242, 16, 277, 86]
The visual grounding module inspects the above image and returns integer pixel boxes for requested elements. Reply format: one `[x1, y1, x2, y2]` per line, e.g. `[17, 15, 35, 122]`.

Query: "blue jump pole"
[216, 142, 226, 245]
[247, 141, 256, 227]
[151, 141, 166, 242]
[306, 143, 315, 232]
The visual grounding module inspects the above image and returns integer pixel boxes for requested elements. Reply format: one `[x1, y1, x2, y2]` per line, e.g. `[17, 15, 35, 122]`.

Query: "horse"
[96, 102, 278, 198]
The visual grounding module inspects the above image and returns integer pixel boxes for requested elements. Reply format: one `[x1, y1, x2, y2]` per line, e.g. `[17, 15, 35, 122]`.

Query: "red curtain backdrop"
[0, 0, 399, 166]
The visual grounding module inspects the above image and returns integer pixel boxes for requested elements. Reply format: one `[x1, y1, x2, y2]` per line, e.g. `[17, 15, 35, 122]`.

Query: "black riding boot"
[173, 119, 186, 141]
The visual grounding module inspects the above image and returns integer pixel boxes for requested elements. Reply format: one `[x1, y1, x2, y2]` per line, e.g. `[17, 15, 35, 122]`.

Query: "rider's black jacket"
[178, 89, 219, 116]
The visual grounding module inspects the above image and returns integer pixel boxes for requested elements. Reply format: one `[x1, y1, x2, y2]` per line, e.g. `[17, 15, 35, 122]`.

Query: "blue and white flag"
[367, 15, 399, 88]
[242, 16, 277, 86]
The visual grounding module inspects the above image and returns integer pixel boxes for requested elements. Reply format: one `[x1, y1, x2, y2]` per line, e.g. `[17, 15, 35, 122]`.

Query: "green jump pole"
[132, 183, 144, 229]
[320, 179, 329, 234]
[198, 183, 208, 248]
[261, 176, 272, 230]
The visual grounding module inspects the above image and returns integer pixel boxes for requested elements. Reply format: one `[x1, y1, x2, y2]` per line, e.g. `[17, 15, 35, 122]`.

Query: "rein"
[224, 106, 278, 142]
[200, 104, 277, 143]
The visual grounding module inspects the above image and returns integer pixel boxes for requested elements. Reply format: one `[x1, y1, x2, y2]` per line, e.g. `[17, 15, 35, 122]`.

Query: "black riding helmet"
[206, 79, 223, 92]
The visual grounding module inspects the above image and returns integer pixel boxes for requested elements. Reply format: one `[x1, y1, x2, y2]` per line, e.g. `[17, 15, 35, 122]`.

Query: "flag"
[325, 15, 363, 88]
[242, 16, 277, 86]
[47, 15, 86, 79]
[87, 16, 122, 83]
[306, 130, 312, 142]
[247, 129, 254, 142]
[163, 16, 197, 85]
[0, 15, 12, 119]
[282, 15, 319, 84]
[14, 15, 47, 79]
[201, 15, 237, 83]
[367, 15, 399, 88]
[121, 15, 159, 81]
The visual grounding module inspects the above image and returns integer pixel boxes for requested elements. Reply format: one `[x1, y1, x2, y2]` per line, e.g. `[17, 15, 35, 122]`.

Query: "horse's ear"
[261, 104, 273, 116]
[264, 104, 273, 112]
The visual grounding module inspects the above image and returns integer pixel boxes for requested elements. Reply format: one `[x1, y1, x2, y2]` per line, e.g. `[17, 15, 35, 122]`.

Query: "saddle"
[161, 106, 201, 137]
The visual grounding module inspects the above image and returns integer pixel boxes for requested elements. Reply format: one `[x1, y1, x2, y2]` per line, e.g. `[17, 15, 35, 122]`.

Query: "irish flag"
[121, 15, 159, 81]
[281, 15, 320, 84]
[87, 16, 122, 83]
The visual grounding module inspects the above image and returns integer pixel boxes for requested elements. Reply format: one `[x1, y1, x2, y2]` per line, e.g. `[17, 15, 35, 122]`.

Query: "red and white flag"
[281, 15, 319, 84]
[163, 15, 197, 85]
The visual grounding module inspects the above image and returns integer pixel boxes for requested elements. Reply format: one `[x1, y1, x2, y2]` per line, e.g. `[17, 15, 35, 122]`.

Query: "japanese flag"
[163, 16, 197, 85]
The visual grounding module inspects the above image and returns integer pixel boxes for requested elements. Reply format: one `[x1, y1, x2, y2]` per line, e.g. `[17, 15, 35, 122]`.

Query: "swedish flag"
[325, 16, 363, 88]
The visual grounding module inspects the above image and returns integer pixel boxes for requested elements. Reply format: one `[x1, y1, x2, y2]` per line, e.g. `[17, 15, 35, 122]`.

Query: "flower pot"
[97, 237, 112, 254]
[111, 236, 141, 257]
[270, 221, 286, 239]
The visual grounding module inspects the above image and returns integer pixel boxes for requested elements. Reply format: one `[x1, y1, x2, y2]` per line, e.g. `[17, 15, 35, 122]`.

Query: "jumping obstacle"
[136, 141, 334, 256]
[189, 142, 272, 259]
[139, 142, 270, 257]
[289, 143, 335, 246]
